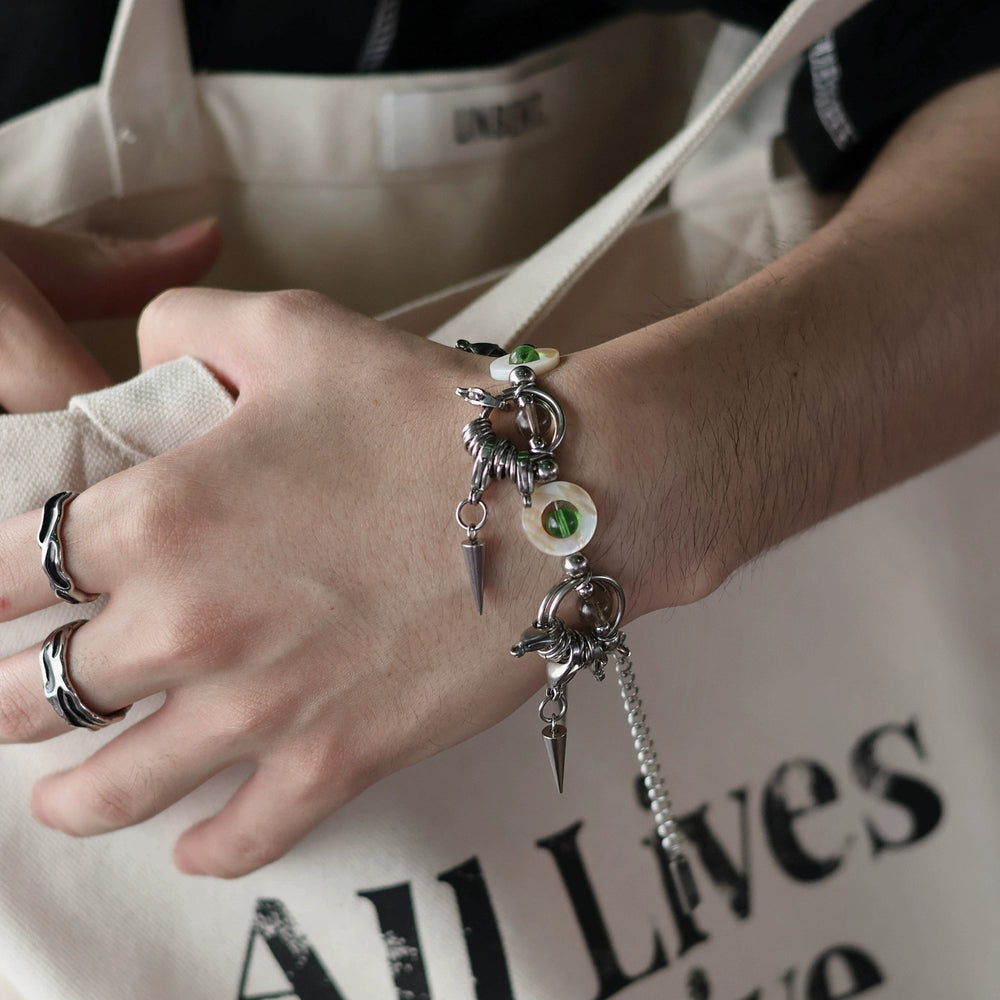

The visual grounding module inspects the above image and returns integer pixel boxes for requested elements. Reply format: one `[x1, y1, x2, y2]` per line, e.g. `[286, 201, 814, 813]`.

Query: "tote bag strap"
[429, 0, 870, 351]
[99, 0, 204, 198]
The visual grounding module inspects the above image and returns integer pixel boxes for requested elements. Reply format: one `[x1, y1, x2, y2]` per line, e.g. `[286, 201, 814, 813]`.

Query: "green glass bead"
[509, 344, 541, 364]
[543, 500, 580, 539]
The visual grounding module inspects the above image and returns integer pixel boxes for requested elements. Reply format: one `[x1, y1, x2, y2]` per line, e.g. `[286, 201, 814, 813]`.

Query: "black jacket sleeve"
[784, 0, 1000, 190]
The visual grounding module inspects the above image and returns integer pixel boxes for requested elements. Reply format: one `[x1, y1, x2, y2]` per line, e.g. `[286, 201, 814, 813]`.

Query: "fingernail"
[154, 216, 219, 253]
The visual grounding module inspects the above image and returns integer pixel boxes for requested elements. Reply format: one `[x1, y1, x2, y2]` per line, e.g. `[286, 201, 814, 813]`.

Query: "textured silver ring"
[40, 621, 129, 730]
[38, 491, 98, 604]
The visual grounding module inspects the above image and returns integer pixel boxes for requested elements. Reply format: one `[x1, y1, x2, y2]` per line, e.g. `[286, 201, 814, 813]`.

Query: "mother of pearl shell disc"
[522, 481, 597, 556]
[490, 347, 560, 380]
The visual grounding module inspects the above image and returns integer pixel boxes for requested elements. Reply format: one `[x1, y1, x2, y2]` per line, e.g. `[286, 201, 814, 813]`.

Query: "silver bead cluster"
[513, 561, 626, 696]
[462, 413, 557, 506]
[457, 374, 565, 508]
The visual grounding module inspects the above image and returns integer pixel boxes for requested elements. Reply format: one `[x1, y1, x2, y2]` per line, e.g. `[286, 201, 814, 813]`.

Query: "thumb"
[0, 217, 222, 322]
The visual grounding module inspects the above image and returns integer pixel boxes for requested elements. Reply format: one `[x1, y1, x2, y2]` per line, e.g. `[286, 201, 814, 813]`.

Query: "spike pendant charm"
[462, 536, 486, 615]
[542, 722, 567, 793]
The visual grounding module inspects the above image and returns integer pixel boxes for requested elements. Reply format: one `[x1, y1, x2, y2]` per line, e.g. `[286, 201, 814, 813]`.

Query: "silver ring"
[38, 492, 98, 604]
[39, 621, 129, 730]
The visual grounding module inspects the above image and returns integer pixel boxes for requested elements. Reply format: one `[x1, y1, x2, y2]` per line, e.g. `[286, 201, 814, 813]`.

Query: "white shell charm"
[521, 481, 597, 556]
[490, 345, 560, 380]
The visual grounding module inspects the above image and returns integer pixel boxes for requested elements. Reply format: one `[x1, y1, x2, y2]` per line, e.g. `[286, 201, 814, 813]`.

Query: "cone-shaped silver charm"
[462, 537, 486, 615]
[542, 722, 567, 793]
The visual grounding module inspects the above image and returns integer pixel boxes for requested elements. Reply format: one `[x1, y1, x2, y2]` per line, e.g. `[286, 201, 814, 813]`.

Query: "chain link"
[614, 640, 681, 859]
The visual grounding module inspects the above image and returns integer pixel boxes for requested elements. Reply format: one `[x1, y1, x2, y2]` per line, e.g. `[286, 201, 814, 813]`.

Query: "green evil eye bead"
[510, 344, 541, 364]
[489, 346, 560, 380]
[522, 481, 597, 556]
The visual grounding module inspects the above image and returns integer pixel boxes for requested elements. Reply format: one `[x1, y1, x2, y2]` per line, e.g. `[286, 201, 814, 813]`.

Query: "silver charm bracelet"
[454, 342, 699, 915]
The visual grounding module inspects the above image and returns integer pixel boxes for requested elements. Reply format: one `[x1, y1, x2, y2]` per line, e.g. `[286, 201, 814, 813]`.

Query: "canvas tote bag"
[2, 1, 1000, 998]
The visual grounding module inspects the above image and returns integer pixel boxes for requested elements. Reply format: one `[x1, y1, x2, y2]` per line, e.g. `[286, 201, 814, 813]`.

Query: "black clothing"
[785, 0, 1000, 189]
[1, 1, 997, 190]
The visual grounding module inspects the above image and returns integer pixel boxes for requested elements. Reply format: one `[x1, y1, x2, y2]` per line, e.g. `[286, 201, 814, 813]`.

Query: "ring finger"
[0, 605, 181, 744]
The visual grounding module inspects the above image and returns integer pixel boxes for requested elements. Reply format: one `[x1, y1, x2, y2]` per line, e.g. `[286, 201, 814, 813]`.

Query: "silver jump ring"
[39, 621, 129, 730]
[538, 692, 567, 725]
[455, 498, 488, 533]
[38, 492, 98, 604]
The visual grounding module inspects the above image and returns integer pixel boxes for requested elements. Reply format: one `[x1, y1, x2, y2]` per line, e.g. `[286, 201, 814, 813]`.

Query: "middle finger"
[0, 490, 123, 624]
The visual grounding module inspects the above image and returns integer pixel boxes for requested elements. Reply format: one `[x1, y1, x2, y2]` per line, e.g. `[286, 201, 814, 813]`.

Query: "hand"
[0, 289, 660, 877]
[6, 67, 994, 880]
[0, 216, 221, 412]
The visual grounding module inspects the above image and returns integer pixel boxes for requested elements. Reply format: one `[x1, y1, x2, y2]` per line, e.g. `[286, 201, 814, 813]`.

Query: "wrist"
[543, 333, 729, 619]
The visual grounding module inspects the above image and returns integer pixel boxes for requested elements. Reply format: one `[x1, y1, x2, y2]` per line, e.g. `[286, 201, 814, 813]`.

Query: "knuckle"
[119, 466, 206, 563]
[291, 750, 338, 800]
[289, 734, 371, 803]
[117, 471, 166, 540]
[109, 470, 251, 671]
[148, 597, 244, 670]
[251, 289, 330, 339]
[137, 287, 193, 343]
[211, 682, 292, 740]
[262, 288, 328, 317]
[67, 768, 143, 833]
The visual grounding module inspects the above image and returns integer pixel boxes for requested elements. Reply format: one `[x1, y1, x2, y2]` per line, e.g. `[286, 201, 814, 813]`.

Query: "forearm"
[581, 68, 1000, 615]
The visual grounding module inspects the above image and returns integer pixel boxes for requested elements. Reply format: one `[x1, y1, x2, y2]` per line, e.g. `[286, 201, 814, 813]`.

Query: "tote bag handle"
[429, 0, 870, 351]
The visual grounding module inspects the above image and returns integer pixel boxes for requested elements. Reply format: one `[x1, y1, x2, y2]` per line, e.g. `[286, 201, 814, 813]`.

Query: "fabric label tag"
[380, 61, 576, 171]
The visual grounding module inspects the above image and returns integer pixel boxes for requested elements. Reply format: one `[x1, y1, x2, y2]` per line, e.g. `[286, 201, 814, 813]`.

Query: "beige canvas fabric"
[3, 3, 712, 384]
[1, 1, 998, 998]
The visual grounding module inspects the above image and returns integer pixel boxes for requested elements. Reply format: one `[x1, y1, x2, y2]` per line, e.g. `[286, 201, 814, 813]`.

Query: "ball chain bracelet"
[453, 341, 699, 915]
